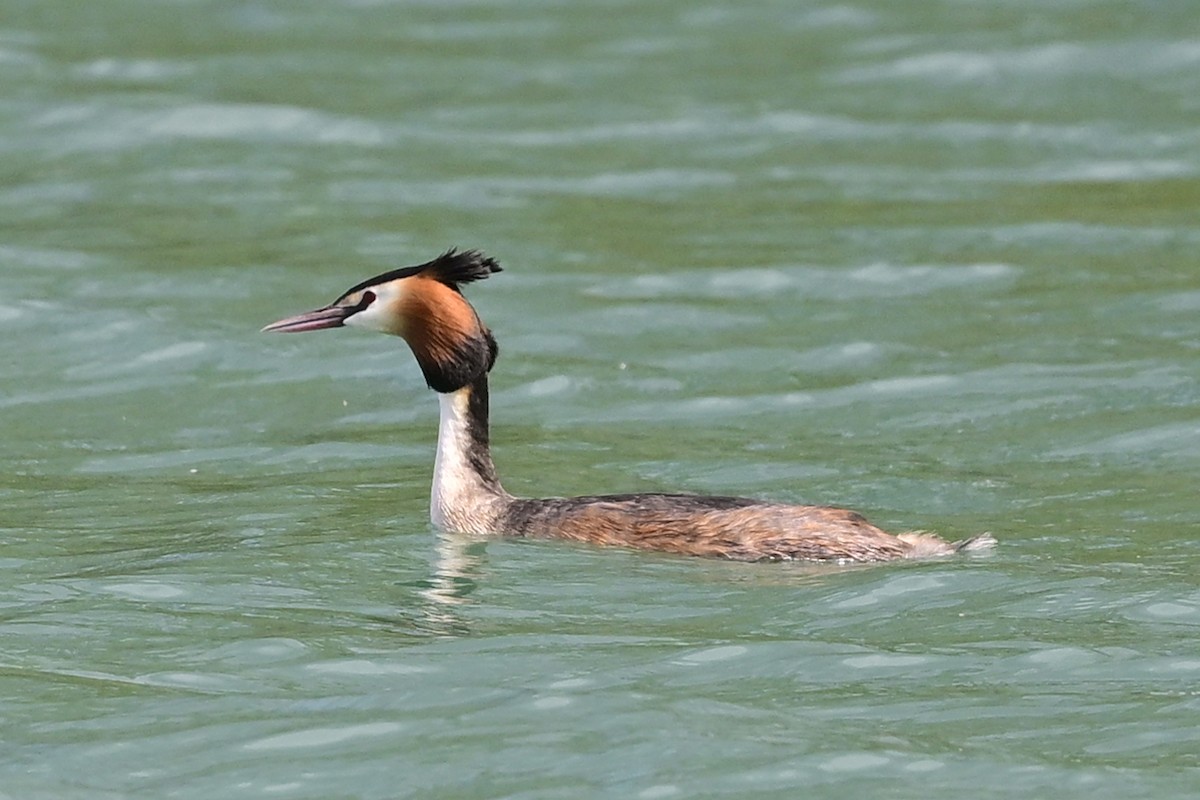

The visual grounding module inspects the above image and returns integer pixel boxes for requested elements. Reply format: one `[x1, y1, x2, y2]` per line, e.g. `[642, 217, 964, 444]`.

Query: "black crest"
[424, 248, 502, 289]
[337, 248, 502, 302]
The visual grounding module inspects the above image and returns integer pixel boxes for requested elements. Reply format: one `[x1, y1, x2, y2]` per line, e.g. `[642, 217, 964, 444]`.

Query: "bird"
[262, 249, 995, 563]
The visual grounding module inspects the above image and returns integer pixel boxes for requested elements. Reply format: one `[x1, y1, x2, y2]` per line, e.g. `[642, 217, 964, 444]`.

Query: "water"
[3, 0, 1200, 796]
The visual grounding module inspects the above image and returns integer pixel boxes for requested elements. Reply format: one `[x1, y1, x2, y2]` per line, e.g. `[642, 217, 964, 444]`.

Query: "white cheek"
[345, 303, 389, 333]
[345, 285, 403, 334]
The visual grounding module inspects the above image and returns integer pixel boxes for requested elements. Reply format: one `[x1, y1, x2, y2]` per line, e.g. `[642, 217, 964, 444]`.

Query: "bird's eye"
[351, 290, 376, 313]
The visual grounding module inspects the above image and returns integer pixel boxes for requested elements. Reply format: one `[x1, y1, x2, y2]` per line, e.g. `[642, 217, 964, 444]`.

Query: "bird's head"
[263, 248, 501, 393]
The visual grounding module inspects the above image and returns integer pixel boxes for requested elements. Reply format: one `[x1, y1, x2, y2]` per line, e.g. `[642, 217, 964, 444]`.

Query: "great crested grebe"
[263, 249, 995, 563]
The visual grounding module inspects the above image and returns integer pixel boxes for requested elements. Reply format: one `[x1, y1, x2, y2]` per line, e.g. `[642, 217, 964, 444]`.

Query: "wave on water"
[836, 40, 1200, 84]
[585, 262, 1019, 300]
[32, 102, 385, 152]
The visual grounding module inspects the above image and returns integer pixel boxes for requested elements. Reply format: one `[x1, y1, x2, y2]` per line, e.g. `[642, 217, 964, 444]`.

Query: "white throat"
[430, 388, 509, 534]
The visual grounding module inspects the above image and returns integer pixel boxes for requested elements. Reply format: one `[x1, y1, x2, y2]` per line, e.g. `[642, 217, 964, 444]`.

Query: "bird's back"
[499, 493, 968, 561]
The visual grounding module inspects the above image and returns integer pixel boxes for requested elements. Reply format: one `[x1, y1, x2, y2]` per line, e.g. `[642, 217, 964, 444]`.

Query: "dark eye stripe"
[352, 290, 376, 313]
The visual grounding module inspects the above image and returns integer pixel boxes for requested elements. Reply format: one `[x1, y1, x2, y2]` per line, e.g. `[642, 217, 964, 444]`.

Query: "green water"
[4, 0, 1200, 797]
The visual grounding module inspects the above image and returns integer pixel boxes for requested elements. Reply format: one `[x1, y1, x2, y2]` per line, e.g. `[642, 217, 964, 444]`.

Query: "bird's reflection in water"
[411, 532, 489, 636]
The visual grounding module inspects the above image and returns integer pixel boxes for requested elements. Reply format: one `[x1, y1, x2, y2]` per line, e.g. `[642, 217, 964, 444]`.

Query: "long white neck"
[430, 380, 511, 534]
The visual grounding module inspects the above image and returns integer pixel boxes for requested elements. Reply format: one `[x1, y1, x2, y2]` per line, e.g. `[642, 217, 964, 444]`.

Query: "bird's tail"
[951, 532, 997, 553]
[897, 531, 997, 558]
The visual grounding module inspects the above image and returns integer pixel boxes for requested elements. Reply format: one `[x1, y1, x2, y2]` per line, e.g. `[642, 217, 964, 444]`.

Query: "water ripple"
[33, 102, 385, 152]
